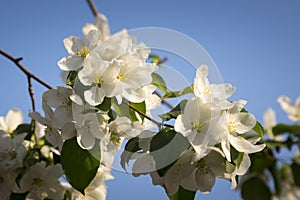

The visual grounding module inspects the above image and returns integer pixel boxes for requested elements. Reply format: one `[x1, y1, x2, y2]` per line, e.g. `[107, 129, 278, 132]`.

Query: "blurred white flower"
[0, 108, 23, 134]
[193, 65, 235, 109]
[277, 95, 300, 122]
[19, 162, 65, 200]
[174, 97, 220, 158]
[0, 132, 26, 170]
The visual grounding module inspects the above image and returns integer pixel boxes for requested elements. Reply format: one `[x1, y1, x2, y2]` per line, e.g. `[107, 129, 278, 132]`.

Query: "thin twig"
[0, 50, 53, 90]
[153, 91, 174, 109]
[27, 76, 36, 111]
[86, 0, 98, 17]
[127, 103, 162, 127]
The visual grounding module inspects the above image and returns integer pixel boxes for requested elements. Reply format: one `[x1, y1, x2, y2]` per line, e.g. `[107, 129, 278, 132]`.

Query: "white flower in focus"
[227, 153, 251, 189]
[72, 165, 113, 200]
[174, 97, 220, 158]
[43, 86, 75, 128]
[19, 162, 65, 200]
[0, 108, 23, 134]
[219, 100, 265, 161]
[181, 150, 227, 194]
[71, 95, 107, 150]
[77, 52, 110, 106]
[83, 13, 110, 41]
[58, 28, 101, 71]
[104, 52, 156, 104]
[193, 65, 235, 109]
[29, 102, 64, 151]
[0, 132, 26, 170]
[94, 29, 133, 61]
[277, 95, 300, 122]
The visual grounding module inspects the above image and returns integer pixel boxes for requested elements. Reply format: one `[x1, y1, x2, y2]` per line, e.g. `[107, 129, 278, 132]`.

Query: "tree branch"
[0, 49, 53, 145]
[0, 50, 53, 90]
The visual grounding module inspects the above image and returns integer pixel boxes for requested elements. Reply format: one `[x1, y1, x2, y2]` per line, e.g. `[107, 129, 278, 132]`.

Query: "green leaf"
[272, 123, 300, 136]
[151, 72, 168, 94]
[249, 150, 274, 173]
[10, 192, 29, 200]
[169, 186, 196, 200]
[61, 137, 100, 194]
[291, 162, 300, 187]
[268, 166, 282, 195]
[96, 97, 111, 112]
[66, 70, 78, 87]
[120, 137, 142, 171]
[159, 100, 188, 121]
[253, 121, 265, 138]
[241, 176, 271, 200]
[163, 85, 193, 99]
[150, 129, 189, 177]
[225, 160, 236, 173]
[13, 123, 33, 140]
[113, 100, 146, 122]
[129, 101, 146, 122]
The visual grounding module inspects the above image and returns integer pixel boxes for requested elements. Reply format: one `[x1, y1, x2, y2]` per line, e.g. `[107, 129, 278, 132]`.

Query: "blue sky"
[1, 0, 300, 199]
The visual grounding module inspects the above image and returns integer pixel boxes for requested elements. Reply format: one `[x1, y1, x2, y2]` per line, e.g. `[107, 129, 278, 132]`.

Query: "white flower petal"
[58, 55, 83, 71]
[195, 166, 216, 194]
[84, 87, 105, 106]
[229, 135, 266, 154]
[5, 108, 23, 131]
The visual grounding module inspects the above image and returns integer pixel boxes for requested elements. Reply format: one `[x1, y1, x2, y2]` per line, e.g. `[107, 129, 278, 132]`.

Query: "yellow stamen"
[227, 121, 237, 133]
[77, 45, 90, 59]
[202, 87, 211, 95]
[192, 121, 206, 133]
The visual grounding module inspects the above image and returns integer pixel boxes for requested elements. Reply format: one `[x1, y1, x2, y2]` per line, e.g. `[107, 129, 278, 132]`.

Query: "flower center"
[227, 121, 237, 133]
[77, 45, 90, 59]
[117, 73, 127, 81]
[33, 178, 43, 187]
[8, 149, 17, 160]
[202, 87, 211, 95]
[192, 121, 206, 133]
[94, 73, 103, 87]
[110, 132, 121, 146]
[196, 159, 209, 175]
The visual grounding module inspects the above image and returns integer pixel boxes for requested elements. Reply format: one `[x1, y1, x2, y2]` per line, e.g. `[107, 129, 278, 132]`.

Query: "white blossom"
[58, 28, 102, 71]
[219, 100, 265, 161]
[0, 108, 23, 134]
[175, 97, 221, 158]
[193, 65, 235, 109]
[277, 95, 300, 122]
[19, 162, 65, 200]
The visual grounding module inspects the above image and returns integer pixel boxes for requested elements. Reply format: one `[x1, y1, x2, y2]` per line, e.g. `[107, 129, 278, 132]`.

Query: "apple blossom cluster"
[128, 64, 266, 196]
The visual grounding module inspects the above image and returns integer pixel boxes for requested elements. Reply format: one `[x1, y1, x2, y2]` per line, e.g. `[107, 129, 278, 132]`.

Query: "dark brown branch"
[0, 50, 53, 90]
[0, 49, 53, 145]
[86, 0, 98, 17]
